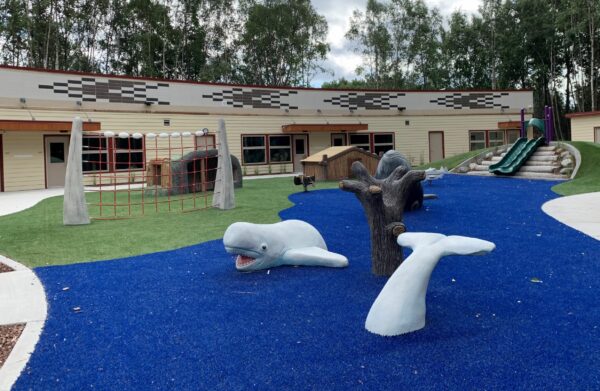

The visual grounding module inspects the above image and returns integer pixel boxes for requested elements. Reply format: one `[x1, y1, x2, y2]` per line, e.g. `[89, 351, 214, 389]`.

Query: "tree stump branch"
[340, 161, 425, 276]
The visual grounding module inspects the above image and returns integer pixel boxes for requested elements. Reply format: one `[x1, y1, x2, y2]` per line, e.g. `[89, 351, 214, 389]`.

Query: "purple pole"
[520, 108, 526, 139]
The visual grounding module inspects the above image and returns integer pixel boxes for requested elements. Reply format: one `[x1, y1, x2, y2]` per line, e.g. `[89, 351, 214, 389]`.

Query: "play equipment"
[488, 137, 545, 175]
[301, 146, 379, 180]
[293, 175, 315, 192]
[339, 161, 425, 276]
[212, 119, 235, 210]
[489, 105, 554, 176]
[63, 118, 90, 225]
[365, 232, 495, 336]
[375, 150, 411, 179]
[223, 220, 348, 272]
[83, 120, 238, 219]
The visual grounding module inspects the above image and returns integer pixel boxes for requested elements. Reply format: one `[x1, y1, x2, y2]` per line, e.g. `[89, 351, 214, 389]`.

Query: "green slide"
[489, 137, 545, 175]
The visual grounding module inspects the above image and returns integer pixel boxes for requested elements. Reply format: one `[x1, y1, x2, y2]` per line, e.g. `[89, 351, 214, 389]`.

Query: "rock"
[560, 167, 572, 175]
[457, 166, 469, 173]
[485, 152, 493, 159]
[561, 158, 573, 168]
[560, 151, 570, 158]
[469, 163, 477, 170]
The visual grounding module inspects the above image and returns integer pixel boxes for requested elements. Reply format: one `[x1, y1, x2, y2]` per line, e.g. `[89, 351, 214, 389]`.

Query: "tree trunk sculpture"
[340, 161, 426, 276]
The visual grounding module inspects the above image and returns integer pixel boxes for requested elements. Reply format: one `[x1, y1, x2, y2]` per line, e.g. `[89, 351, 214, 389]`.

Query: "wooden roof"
[302, 146, 379, 163]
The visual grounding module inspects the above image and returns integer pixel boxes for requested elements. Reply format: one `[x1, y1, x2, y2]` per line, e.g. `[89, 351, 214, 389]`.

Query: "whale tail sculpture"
[365, 232, 495, 336]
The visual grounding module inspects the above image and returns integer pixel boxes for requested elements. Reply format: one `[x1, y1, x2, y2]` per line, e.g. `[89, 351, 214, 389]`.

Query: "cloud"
[310, 0, 482, 87]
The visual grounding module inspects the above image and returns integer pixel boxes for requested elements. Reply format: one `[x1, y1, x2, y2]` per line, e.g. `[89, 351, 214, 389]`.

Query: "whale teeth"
[235, 255, 255, 268]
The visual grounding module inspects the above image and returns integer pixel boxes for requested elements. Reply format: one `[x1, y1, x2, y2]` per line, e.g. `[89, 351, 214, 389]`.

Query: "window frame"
[241, 134, 268, 165]
[268, 134, 292, 163]
[373, 133, 395, 155]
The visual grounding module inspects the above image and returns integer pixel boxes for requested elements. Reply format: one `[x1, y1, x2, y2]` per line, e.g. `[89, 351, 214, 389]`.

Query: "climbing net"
[82, 130, 218, 219]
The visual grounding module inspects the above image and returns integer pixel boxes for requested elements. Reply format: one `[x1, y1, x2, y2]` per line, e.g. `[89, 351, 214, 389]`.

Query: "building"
[566, 111, 600, 143]
[0, 66, 532, 192]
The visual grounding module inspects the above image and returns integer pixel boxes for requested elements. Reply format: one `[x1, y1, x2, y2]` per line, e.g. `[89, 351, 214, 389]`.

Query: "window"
[269, 135, 292, 163]
[196, 135, 216, 150]
[114, 136, 144, 171]
[488, 130, 505, 147]
[349, 134, 370, 151]
[469, 129, 521, 151]
[469, 131, 486, 151]
[82, 136, 109, 173]
[49, 142, 65, 163]
[242, 135, 266, 164]
[373, 133, 394, 155]
[506, 130, 520, 144]
[331, 133, 346, 146]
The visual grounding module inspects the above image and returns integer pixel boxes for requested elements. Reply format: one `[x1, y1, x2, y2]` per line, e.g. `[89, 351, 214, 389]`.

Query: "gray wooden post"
[63, 117, 90, 225]
[212, 119, 235, 210]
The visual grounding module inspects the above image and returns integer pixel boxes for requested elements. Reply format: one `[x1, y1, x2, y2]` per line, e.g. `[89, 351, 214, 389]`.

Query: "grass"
[417, 147, 493, 170]
[0, 178, 338, 268]
[552, 141, 600, 196]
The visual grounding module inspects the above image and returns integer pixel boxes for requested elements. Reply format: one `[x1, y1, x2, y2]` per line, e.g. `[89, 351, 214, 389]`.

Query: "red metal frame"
[86, 131, 216, 219]
[428, 131, 445, 162]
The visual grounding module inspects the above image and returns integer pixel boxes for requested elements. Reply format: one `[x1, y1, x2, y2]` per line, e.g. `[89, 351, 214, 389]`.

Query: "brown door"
[0, 135, 3, 192]
[595, 127, 600, 143]
[293, 135, 308, 172]
[428, 131, 445, 163]
[45, 136, 70, 188]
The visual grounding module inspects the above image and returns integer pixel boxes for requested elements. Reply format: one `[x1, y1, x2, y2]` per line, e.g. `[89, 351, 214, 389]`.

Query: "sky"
[311, 0, 482, 86]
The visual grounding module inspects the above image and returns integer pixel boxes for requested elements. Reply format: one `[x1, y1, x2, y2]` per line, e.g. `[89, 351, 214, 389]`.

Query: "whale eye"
[260, 243, 268, 251]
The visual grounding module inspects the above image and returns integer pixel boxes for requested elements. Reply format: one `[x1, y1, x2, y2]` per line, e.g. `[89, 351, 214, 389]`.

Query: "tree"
[340, 162, 425, 276]
[237, 0, 329, 86]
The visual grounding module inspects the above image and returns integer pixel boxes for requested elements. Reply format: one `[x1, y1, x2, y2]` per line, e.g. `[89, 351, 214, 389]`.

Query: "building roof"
[565, 111, 600, 119]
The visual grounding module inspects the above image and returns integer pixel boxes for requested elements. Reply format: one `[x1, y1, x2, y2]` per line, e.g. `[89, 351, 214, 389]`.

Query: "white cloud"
[310, 0, 482, 87]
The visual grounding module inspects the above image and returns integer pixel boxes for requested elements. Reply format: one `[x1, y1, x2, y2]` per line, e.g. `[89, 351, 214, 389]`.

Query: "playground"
[0, 170, 598, 389]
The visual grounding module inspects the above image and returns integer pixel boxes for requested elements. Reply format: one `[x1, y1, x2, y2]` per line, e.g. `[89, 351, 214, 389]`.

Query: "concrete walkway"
[542, 192, 600, 241]
[0, 256, 47, 391]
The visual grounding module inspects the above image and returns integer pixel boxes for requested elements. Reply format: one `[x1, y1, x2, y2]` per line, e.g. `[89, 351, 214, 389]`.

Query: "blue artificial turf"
[14, 174, 600, 390]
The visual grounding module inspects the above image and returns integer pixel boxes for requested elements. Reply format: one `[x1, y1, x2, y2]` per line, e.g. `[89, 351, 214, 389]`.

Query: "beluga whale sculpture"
[365, 232, 495, 336]
[223, 220, 348, 272]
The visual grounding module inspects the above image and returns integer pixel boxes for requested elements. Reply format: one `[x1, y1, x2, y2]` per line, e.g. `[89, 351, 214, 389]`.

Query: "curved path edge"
[542, 192, 600, 241]
[0, 256, 48, 391]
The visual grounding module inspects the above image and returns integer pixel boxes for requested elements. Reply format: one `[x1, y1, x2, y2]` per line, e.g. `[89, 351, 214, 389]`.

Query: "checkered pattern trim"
[429, 92, 510, 110]
[202, 88, 299, 109]
[323, 93, 406, 110]
[39, 78, 170, 105]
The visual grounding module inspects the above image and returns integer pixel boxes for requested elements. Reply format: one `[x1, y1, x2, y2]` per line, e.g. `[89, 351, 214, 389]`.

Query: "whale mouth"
[235, 255, 257, 269]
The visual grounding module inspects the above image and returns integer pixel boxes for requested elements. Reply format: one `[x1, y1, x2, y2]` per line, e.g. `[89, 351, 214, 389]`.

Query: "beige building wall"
[570, 115, 600, 142]
[0, 107, 523, 191]
[2, 132, 45, 191]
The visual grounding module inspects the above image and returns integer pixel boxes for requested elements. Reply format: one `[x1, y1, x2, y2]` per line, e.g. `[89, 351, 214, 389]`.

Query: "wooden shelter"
[301, 146, 380, 180]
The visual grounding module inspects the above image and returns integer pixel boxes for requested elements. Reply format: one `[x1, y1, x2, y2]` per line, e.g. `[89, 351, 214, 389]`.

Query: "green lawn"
[0, 178, 338, 268]
[417, 147, 492, 170]
[552, 141, 600, 196]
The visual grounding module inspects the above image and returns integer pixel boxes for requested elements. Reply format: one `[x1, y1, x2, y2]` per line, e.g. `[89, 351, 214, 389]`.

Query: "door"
[595, 127, 600, 143]
[45, 136, 70, 188]
[292, 135, 308, 172]
[428, 131, 444, 163]
[0, 135, 3, 192]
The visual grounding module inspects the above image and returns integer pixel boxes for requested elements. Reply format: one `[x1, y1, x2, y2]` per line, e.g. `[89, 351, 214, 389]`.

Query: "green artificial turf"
[0, 177, 338, 268]
[417, 147, 492, 170]
[552, 141, 600, 196]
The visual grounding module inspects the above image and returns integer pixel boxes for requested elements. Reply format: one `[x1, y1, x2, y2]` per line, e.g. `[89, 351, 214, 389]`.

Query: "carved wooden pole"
[340, 162, 425, 276]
